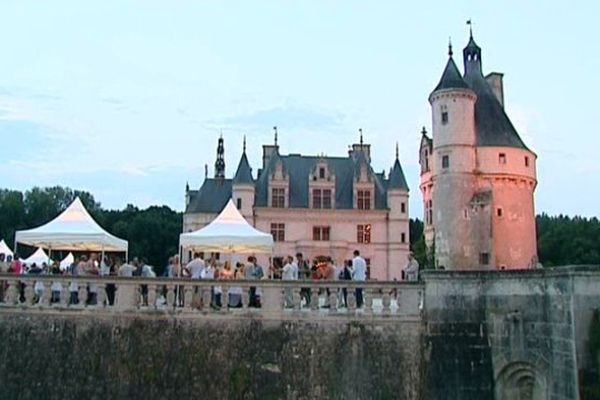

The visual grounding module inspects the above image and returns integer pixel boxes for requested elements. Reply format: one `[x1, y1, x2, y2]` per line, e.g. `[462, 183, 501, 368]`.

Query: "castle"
[420, 31, 538, 270]
[184, 132, 410, 280]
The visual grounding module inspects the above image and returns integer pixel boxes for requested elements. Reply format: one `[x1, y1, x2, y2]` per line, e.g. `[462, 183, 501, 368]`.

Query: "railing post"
[293, 286, 302, 311]
[184, 284, 194, 311]
[220, 286, 229, 312]
[241, 285, 249, 309]
[78, 284, 87, 308]
[5, 280, 18, 305]
[40, 282, 51, 307]
[96, 283, 106, 308]
[364, 287, 373, 314]
[347, 288, 356, 312]
[166, 284, 175, 309]
[328, 289, 338, 313]
[382, 291, 392, 315]
[24, 283, 35, 306]
[147, 284, 157, 309]
[310, 284, 319, 311]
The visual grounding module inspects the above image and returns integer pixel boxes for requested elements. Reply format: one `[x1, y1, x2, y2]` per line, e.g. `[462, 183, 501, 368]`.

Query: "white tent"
[20, 247, 49, 266]
[0, 239, 14, 258]
[59, 252, 74, 271]
[179, 199, 273, 253]
[15, 197, 128, 252]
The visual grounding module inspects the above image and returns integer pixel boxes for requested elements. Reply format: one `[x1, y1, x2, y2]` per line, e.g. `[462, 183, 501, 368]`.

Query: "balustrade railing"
[0, 274, 423, 318]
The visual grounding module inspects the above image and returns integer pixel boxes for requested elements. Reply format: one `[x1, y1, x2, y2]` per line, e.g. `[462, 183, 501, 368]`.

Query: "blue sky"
[0, 1, 598, 217]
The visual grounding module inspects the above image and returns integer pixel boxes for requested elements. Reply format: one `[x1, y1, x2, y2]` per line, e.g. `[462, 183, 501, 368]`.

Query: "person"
[118, 259, 136, 277]
[28, 262, 44, 303]
[351, 250, 367, 308]
[68, 259, 80, 305]
[104, 257, 117, 306]
[245, 256, 264, 307]
[185, 253, 205, 280]
[296, 253, 311, 307]
[282, 255, 297, 308]
[228, 262, 244, 308]
[139, 258, 155, 306]
[403, 253, 420, 282]
[0, 253, 7, 302]
[85, 255, 100, 305]
[339, 259, 353, 307]
[50, 262, 63, 304]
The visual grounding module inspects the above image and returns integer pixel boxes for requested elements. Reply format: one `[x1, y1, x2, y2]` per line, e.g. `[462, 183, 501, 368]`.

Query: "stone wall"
[1, 266, 599, 399]
[0, 313, 423, 400]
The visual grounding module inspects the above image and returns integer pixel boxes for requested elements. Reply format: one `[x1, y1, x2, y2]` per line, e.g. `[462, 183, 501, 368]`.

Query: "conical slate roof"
[233, 152, 254, 184]
[433, 56, 470, 92]
[388, 159, 409, 191]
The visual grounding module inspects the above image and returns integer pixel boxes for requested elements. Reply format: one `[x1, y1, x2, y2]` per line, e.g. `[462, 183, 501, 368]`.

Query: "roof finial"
[204, 164, 208, 179]
[448, 36, 453, 57]
[243, 135, 247, 153]
[466, 19, 473, 38]
[395, 142, 399, 160]
[421, 126, 428, 136]
[273, 126, 278, 146]
[359, 128, 363, 145]
[220, 129, 223, 139]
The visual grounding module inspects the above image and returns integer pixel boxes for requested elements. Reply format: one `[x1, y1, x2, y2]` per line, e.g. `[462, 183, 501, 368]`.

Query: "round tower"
[429, 43, 479, 269]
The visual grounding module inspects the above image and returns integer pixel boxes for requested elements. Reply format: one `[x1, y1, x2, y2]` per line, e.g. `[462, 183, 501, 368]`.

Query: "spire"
[463, 21, 482, 75]
[185, 181, 189, 192]
[233, 152, 254, 185]
[273, 126, 278, 146]
[448, 37, 453, 57]
[359, 128, 363, 145]
[421, 126, 428, 136]
[388, 151, 409, 191]
[432, 46, 469, 93]
[243, 135, 247, 153]
[395, 142, 399, 160]
[214, 136, 225, 179]
[204, 164, 208, 179]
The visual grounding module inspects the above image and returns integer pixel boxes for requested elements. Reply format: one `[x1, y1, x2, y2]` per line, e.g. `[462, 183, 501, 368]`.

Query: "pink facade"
[420, 34, 538, 270]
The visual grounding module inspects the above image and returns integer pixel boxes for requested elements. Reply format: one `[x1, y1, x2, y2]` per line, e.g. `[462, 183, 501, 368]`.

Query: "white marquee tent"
[20, 247, 50, 266]
[0, 239, 14, 259]
[179, 199, 273, 253]
[15, 197, 128, 253]
[59, 252, 74, 271]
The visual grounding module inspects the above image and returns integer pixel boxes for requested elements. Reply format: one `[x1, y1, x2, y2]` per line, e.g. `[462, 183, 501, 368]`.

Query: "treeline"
[1, 187, 598, 270]
[0, 187, 181, 272]
[409, 214, 600, 268]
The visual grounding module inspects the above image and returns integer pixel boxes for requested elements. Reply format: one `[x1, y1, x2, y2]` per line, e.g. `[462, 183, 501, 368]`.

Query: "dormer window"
[357, 189, 371, 210]
[319, 167, 325, 179]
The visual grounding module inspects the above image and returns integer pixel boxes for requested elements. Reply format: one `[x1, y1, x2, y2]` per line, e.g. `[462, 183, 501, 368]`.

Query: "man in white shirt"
[352, 250, 367, 308]
[282, 255, 296, 308]
[185, 253, 205, 280]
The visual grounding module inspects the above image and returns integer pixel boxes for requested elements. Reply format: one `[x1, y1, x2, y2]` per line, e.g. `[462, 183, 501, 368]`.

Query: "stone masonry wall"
[0, 313, 423, 400]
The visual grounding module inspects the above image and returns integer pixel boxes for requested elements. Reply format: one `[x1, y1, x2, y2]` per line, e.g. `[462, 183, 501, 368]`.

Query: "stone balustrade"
[0, 273, 423, 319]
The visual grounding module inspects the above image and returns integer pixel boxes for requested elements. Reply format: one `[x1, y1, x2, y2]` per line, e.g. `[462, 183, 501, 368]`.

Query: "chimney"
[485, 72, 504, 108]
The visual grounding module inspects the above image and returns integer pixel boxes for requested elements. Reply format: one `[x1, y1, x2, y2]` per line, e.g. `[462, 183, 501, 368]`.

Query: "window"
[357, 224, 372, 244]
[312, 189, 332, 209]
[313, 226, 330, 241]
[441, 105, 448, 125]
[499, 153, 507, 165]
[427, 200, 433, 225]
[271, 188, 285, 208]
[357, 189, 371, 210]
[236, 198, 242, 210]
[497, 208, 503, 217]
[270, 223, 285, 242]
[525, 156, 530, 167]
[401, 202, 406, 213]
[442, 155, 449, 169]
[401, 232, 406, 243]
[319, 167, 325, 179]
[365, 258, 371, 280]
[479, 252, 490, 265]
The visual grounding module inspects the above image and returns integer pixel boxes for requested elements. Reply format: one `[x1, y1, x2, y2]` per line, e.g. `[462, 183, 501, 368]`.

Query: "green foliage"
[0, 186, 181, 271]
[536, 213, 600, 266]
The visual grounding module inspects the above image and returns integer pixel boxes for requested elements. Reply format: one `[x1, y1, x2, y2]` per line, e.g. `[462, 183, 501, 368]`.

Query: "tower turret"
[463, 31, 482, 76]
[429, 42, 480, 270]
[214, 135, 225, 179]
[232, 135, 255, 220]
[386, 144, 410, 279]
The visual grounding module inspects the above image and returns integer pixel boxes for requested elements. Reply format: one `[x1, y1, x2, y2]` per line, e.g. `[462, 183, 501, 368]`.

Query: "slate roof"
[185, 179, 232, 214]
[232, 152, 254, 184]
[388, 159, 410, 191]
[433, 57, 470, 92]
[430, 36, 530, 151]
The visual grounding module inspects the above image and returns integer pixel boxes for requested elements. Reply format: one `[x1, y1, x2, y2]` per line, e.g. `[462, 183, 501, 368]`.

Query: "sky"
[0, 1, 598, 217]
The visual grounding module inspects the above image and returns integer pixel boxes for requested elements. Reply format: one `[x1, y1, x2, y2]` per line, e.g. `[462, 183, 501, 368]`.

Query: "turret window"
[401, 202, 406, 213]
[442, 155, 450, 169]
[441, 105, 449, 125]
[525, 156, 530, 167]
[237, 198, 242, 210]
[499, 153, 506, 165]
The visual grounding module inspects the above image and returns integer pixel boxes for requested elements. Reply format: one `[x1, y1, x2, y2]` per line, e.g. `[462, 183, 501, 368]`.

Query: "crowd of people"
[0, 249, 420, 309]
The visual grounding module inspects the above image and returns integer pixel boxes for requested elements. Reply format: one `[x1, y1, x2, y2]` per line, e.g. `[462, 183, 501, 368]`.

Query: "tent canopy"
[15, 197, 128, 252]
[0, 239, 14, 258]
[180, 199, 273, 253]
[60, 252, 74, 271]
[20, 247, 49, 266]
